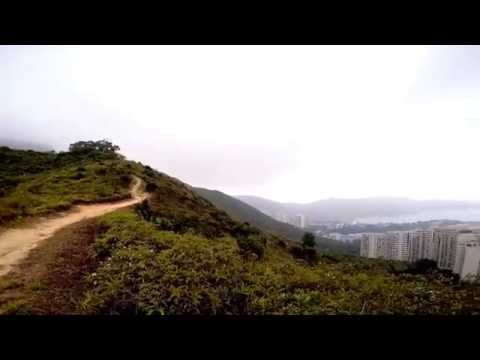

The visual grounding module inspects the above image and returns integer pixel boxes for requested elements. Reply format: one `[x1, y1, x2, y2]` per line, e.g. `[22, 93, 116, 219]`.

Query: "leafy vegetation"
[192, 188, 362, 255]
[78, 212, 480, 315]
[302, 232, 316, 248]
[0, 144, 132, 225]
[314, 236, 361, 256]
[1, 143, 480, 315]
[69, 139, 120, 154]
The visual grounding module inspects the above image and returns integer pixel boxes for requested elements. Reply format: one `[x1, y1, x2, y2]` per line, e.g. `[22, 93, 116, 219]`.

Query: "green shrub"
[302, 232, 316, 249]
[237, 234, 266, 259]
[277, 239, 287, 248]
[82, 213, 256, 315]
[120, 174, 131, 184]
[95, 168, 107, 176]
[135, 200, 154, 221]
[303, 248, 319, 265]
[145, 182, 158, 192]
[153, 217, 174, 231]
[70, 172, 85, 180]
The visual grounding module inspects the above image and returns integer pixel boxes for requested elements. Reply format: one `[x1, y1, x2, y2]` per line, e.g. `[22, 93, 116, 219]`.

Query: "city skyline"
[360, 229, 480, 281]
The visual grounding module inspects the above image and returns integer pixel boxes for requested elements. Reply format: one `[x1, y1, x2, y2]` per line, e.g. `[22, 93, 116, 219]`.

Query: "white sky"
[2, 45, 480, 202]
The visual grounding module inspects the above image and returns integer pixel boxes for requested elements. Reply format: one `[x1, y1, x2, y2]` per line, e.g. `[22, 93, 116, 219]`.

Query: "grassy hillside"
[1, 143, 480, 315]
[2, 207, 480, 315]
[0, 146, 133, 225]
[195, 187, 361, 255]
[193, 187, 304, 241]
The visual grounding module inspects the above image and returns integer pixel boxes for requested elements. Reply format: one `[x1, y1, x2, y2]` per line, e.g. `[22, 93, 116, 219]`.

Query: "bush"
[53, 202, 71, 211]
[277, 239, 287, 248]
[237, 234, 266, 259]
[135, 200, 154, 221]
[303, 248, 319, 265]
[302, 232, 316, 249]
[289, 245, 304, 259]
[153, 217, 174, 231]
[82, 214, 256, 315]
[404, 259, 438, 275]
[70, 172, 85, 180]
[288, 244, 318, 265]
[95, 168, 107, 176]
[145, 182, 158, 193]
[120, 174, 131, 184]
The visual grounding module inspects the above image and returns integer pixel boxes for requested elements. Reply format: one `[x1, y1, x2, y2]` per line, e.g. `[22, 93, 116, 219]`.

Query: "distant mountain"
[193, 188, 304, 241]
[0, 138, 53, 152]
[236, 195, 480, 223]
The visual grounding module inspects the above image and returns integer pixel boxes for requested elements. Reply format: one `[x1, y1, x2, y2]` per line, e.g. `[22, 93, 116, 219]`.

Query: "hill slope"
[193, 187, 304, 241]
[1, 143, 480, 315]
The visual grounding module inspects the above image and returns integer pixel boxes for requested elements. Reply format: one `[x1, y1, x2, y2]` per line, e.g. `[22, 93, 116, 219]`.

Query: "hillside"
[0, 145, 133, 225]
[1, 142, 480, 315]
[193, 187, 304, 241]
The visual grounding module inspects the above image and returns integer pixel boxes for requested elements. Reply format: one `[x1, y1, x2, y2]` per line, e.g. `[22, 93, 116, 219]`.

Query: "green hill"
[193, 187, 304, 241]
[1, 141, 479, 315]
[193, 188, 361, 255]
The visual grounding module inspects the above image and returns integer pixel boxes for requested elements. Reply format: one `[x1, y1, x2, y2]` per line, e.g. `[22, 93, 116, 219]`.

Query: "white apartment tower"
[391, 232, 410, 261]
[408, 231, 435, 262]
[434, 230, 458, 270]
[361, 232, 409, 261]
[360, 234, 376, 258]
[453, 233, 480, 281]
[295, 214, 306, 229]
[360, 229, 480, 281]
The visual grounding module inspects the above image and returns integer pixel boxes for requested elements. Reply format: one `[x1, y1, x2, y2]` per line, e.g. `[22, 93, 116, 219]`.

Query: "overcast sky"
[2, 45, 480, 202]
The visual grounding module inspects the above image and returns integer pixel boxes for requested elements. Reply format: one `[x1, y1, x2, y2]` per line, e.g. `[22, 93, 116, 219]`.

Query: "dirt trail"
[0, 176, 148, 277]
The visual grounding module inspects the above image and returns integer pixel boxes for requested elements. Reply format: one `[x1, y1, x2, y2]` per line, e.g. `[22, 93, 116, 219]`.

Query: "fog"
[2, 45, 480, 202]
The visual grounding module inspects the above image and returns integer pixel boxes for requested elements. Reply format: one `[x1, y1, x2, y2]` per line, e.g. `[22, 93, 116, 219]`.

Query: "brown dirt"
[0, 218, 100, 314]
[0, 176, 148, 277]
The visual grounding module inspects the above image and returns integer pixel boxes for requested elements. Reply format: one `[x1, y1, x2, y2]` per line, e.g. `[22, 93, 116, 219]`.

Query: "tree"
[302, 232, 316, 249]
[69, 140, 120, 154]
[410, 259, 438, 274]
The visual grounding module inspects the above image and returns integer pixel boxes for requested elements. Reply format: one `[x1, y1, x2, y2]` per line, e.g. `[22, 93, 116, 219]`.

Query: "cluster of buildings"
[360, 230, 480, 281]
[325, 232, 368, 242]
[273, 213, 307, 229]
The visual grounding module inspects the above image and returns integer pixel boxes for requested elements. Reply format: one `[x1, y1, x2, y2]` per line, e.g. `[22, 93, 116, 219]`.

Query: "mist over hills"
[236, 195, 480, 223]
[0, 138, 53, 152]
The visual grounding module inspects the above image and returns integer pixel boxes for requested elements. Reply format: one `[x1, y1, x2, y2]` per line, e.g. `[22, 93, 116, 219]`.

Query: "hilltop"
[1, 141, 480, 315]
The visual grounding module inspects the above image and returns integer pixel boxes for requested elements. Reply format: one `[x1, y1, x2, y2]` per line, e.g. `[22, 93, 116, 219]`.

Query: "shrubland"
[1, 141, 480, 315]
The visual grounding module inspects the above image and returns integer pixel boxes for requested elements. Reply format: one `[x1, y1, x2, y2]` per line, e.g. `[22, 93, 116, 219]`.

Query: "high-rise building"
[295, 214, 306, 229]
[360, 229, 480, 281]
[434, 230, 458, 270]
[408, 231, 435, 262]
[361, 233, 382, 258]
[361, 232, 408, 261]
[453, 233, 480, 281]
[391, 232, 410, 261]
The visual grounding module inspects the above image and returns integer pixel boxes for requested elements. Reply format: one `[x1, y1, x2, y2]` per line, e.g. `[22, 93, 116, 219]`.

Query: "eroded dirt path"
[0, 176, 148, 277]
